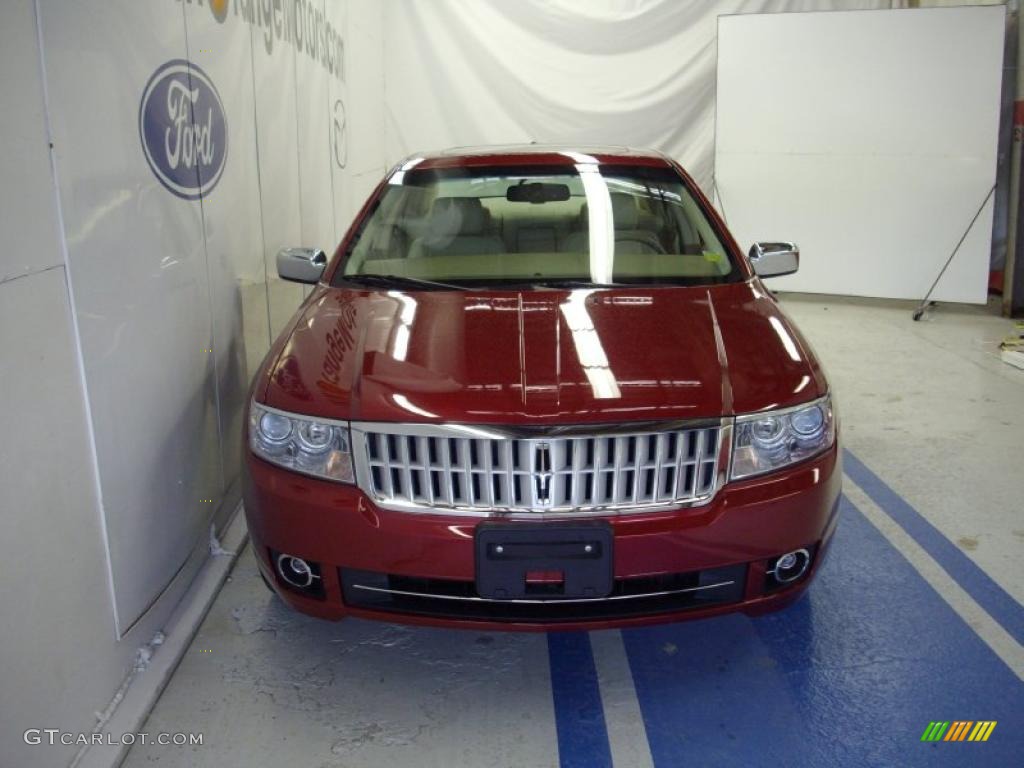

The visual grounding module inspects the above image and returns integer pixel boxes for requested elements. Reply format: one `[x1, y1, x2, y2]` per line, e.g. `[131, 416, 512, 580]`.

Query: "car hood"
[261, 281, 827, 425]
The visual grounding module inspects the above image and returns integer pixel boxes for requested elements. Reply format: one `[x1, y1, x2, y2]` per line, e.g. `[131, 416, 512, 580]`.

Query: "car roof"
[409, 144, 673, 170]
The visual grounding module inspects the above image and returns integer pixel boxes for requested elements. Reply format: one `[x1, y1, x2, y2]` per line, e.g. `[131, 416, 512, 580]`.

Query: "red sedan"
[242, 145, 839, 630]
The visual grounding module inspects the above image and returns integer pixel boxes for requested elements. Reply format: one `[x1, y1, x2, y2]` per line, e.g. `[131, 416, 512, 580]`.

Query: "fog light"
[770, 549, 810, 584]
[274, 552, 317, 589]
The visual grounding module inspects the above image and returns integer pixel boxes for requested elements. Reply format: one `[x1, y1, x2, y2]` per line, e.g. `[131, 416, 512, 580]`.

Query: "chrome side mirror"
[277, 247, 327, 284]
[749, 242, 799, 278]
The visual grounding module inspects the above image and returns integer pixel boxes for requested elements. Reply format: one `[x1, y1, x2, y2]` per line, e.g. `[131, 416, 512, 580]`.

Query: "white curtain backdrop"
[383, 0, 891, 192]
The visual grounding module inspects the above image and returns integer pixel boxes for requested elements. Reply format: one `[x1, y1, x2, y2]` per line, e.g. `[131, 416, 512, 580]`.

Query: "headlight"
[731, 395, 835, 480]
[248, 402, 354, 483]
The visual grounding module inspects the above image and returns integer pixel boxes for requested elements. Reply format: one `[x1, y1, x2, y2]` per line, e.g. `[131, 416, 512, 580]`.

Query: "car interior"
[341, 173, 736, 283]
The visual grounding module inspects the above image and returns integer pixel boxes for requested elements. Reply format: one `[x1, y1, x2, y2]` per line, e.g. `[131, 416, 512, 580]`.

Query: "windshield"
[336, 162, 739, 288]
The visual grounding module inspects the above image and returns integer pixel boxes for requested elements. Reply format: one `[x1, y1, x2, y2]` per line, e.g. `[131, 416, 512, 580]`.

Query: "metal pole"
[913, 185, 997, 321]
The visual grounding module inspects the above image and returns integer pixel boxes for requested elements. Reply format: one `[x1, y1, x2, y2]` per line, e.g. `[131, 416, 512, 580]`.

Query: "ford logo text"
[139, 60, 227, 200]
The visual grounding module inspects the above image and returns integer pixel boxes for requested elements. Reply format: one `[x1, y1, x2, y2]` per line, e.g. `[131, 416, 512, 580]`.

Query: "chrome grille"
[351, 423, 725, 515]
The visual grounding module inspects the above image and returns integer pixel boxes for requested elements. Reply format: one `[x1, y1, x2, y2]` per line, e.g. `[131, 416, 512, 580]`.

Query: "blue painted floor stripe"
[548, 631, 613, 768]
[623, 497, 1024, 768]
[844, 447, 1024, 646]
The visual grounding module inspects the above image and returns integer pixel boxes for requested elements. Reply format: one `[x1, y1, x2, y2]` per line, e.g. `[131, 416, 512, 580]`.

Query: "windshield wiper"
[530, 279, 625, 289]
[344, 274, 471, 291]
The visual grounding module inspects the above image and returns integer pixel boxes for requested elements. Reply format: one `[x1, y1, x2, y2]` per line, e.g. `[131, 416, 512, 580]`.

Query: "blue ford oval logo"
[139, 60, 227, 200]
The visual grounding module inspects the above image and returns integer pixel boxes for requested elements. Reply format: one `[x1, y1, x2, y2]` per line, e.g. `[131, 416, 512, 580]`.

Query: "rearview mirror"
[749, 242, 799, 278]
[507, 182, 571, 204]
[277, 247, 327, 284]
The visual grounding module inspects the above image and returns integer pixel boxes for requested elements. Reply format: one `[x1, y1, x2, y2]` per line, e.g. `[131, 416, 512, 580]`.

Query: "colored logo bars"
[921, 721, 997, 742]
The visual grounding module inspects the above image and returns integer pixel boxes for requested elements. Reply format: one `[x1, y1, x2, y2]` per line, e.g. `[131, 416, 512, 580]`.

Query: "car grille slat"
[355, 423, 723, 515]
[440, 437, 454, 506]
[418, 436, 432, 505]
[399, 435, 414, 502]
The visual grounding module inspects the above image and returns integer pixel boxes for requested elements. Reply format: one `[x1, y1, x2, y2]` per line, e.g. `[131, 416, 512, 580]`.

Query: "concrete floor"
[123, 295, 1024, 768]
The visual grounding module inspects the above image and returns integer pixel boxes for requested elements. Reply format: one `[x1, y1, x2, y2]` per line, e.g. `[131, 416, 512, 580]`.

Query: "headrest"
[577, 193, 639, 230]
[429, 197, 488, 236]
[610, 192, 639, 230]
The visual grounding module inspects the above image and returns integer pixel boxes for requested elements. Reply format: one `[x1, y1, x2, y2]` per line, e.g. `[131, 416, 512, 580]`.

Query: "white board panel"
[38, 0, 221, 633]
[0, 0, 62, 282]
[250, 18, 305, 336]
[333, 0, 385, 236]
[294, 0, 337, 258]
[715, 6, 1004, 303]
[183, 1, 271, 496]
[327, 0, 352, 242]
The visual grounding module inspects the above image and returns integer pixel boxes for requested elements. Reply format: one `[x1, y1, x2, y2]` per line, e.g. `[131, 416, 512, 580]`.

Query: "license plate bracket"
[475, 522, 613, 600]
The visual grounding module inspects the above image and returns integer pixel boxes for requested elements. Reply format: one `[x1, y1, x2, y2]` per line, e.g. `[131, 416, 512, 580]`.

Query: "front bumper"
[242, 444, 841, 631]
